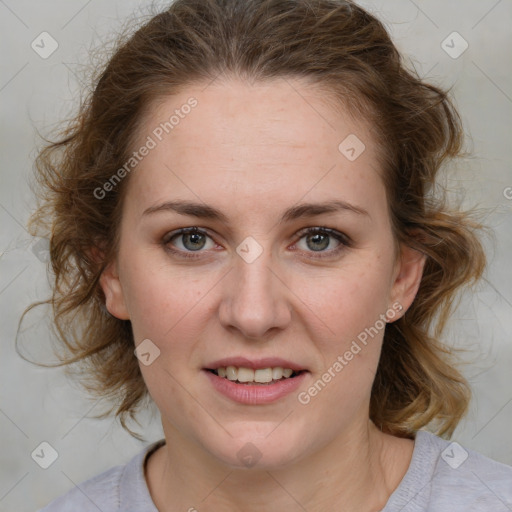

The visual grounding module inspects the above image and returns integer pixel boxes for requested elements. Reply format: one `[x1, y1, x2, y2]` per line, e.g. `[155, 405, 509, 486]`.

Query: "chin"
[203, 428, 307, 470]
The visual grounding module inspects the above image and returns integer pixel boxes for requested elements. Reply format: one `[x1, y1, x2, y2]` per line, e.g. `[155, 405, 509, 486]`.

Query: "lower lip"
[203, 370, 308, 405]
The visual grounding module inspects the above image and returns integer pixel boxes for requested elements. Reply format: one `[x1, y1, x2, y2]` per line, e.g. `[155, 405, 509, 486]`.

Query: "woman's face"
[100, 77, 424, 468]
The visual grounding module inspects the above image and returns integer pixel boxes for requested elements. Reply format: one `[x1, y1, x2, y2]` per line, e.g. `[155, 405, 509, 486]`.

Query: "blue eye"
[162, 226, 351, 260]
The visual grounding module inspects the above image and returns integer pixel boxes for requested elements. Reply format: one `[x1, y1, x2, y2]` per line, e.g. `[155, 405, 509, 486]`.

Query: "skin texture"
[100, 77, 426, 511]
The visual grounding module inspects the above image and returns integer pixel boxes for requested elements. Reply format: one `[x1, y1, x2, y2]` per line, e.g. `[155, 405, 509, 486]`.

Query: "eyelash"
[162, 226, 352, 260]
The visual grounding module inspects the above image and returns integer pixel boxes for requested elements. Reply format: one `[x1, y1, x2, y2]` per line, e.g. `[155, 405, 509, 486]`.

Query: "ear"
[388, 243, 426, 322]
[99, 259, 130, 320]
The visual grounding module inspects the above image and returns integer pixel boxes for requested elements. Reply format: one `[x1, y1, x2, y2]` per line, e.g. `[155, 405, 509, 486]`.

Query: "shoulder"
[36, 440, 165, 512]
[384, 430, 512, 511]
[424, 431, 512, 510]
[36, 464, 124, 511]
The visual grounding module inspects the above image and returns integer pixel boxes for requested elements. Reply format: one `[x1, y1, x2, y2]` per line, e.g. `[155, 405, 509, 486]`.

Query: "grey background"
[1, 0, 511, 510]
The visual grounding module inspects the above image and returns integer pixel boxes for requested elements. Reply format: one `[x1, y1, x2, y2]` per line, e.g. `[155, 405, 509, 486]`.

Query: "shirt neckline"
[120, 438, 165, 510]
[121, 431, 436, 511]
[379, 430, 437, 511]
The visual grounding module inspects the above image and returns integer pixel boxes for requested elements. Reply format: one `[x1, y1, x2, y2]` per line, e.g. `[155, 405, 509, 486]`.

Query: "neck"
[145, 419, 414, 512]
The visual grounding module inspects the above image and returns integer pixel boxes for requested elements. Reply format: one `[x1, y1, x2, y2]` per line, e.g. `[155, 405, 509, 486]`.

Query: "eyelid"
[161, 226, 213, 245]
[294, 226, 353, 247]
[161, 226, 222, 260]
[291, 226, 352, 259]
[162, 226, 352, 259]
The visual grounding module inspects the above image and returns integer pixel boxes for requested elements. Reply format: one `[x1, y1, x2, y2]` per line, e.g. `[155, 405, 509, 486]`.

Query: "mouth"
[205, 366, 307, 385]
[202, 359, 309, 404]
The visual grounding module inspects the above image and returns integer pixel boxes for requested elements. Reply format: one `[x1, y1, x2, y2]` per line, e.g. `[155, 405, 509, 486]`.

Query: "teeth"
[226, 366, 237, 381]
[237, 367, 254, 382]
[272, 367, 283, 380]
[213, 366, 298, 383]
[255, 368, 273, 383]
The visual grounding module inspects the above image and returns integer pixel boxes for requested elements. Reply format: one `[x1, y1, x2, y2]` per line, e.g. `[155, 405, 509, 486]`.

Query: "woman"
[28, 0, 512, 510]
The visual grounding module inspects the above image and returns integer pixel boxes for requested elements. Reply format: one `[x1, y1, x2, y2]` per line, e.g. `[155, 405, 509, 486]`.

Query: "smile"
[209, 366, 303, 384]
[203, 357, 309, 404]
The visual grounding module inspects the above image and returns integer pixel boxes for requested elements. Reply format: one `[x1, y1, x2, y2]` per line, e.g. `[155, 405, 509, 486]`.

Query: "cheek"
[295, 246, 394, 406]
[120, 258, 214, 418]
[305, 253, 393, 344]
[295, 270, 389, 422]
[120, 253, 214, 348]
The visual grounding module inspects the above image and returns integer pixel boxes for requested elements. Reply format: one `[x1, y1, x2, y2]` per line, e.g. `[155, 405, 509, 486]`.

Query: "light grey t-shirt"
[38, 430, 512, 511]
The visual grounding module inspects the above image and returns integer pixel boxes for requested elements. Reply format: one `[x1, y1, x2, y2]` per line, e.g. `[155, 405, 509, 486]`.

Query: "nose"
[218, 245, 292, 340]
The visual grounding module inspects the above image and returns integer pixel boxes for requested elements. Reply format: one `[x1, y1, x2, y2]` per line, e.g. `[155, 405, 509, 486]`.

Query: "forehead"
[136, 76, 372, 156]
[125, 77, 385, 219]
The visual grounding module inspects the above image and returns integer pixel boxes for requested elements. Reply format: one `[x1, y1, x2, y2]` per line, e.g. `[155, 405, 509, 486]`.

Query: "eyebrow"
[142, 199, 369, 223]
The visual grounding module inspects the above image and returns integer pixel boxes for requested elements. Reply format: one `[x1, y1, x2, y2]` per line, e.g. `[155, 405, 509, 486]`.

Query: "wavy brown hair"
[20, 0, 486, 440]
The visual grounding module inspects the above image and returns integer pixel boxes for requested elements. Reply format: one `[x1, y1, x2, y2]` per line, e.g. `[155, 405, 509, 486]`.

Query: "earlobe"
[389, 244, 426, 322]
[99, 260, 130, 320]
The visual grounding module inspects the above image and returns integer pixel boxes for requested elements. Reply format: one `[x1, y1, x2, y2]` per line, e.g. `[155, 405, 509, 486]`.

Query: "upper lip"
[204, 357, 307, 372]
